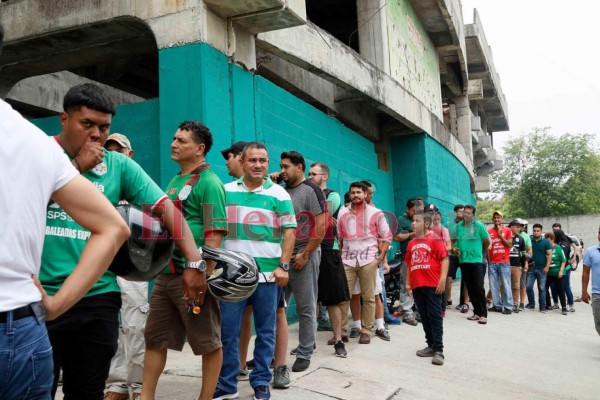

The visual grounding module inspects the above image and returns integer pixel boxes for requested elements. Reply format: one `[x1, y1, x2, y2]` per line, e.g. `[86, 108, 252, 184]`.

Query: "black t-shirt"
[558, 241, 571, 261]
[510, 234, 526, 267]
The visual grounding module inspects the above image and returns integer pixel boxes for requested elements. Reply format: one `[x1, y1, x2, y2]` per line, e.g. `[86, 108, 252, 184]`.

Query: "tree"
[492, 128, 600, 218]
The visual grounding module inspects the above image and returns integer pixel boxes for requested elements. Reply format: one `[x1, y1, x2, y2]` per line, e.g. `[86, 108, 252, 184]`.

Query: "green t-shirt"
[396, 213, 413, 254]
[453, 220, 490, 263]
[41, 150, 167, 296]
[548, 245, 567, 276]
[519, 231, 532, 248]
[163, 169, 228, 274]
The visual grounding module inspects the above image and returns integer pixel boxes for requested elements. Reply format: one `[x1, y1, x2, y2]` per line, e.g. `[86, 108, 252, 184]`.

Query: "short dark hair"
[454, 204, 464, 212]
[361, 180, 372, 188]
[349, 181, 368, 193]
[344, 191, 351, 204]
[241, 141, 267, 158]
[281, 151, 305, 171]
[63, 83, 116, 116]
[406, 197, 424, 208]
[552, 222, 562, 229]
[464, 204, 476, 214]
[310, 162, 330, 177]
[532, 223, 543, 230]
[178, 121, 213, 155]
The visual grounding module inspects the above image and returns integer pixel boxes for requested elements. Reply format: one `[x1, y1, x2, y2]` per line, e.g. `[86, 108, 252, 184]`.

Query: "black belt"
[0, 304, 35, 323]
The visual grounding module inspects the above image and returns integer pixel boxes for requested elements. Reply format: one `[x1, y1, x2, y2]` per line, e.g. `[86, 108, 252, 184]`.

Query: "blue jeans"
[526, 268, 547, 310]
[217, 283, 280, 393]
[564, 268, 574, 306]
[489, 262, 513, 311]
[0, 313, 54, 400]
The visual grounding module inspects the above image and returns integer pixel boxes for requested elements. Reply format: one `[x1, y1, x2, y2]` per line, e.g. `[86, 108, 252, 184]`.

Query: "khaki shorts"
[145, 274, 221, 355]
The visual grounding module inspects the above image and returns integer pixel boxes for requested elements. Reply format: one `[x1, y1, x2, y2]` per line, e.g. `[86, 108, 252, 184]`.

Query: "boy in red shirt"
[487, 211, 513, 314]
[405, 212, 449, 366]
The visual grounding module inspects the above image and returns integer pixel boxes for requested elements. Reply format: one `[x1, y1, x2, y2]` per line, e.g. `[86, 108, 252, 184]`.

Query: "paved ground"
[59, 269, 599, 400]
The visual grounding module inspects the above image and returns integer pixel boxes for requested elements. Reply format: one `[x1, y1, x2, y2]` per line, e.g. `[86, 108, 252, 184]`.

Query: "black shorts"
[318, 249, 351, 306]
[448, 255, 460, 279]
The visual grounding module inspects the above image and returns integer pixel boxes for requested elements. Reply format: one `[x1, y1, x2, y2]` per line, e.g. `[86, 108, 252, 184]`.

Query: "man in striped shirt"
[214, 142, 296, 400]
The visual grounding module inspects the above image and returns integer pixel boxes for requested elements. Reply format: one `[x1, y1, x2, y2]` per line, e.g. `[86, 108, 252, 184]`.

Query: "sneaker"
[292, 358, 310, 372]
[488, 307, 501, 312]
[272, 365, 290, 389]
[552, 304, 559, 310]
[519, 303, 525, 311]
[460, 304, 469, 313]
[525, 304, 535, 310]
[317, 319, 332, 331]
[569, 305, 576, 312]
[414, 311, 422, 323]
[455, 303, 464, 310]
[253, 385, 271, 400]
[349, 327, 361, 338]
[562, 307, 568, 315]
[212, 389, 239, 400]
[478, 317, 488, 324]
[237, 368, 250, 381]
[384, 315, 402, 325]
[416, 347, 434, 357]
[512, 305, 520, 313]
[502, 309, 512, 315]
[540, 309, 547, 314]
[432, 352, 444, 366]
[545, 305, 553, 311]
[375, 328, 390, 341]
[104, 393, 129, 400]
[403, 314, 418, 326]
[334, 341, 348, 358]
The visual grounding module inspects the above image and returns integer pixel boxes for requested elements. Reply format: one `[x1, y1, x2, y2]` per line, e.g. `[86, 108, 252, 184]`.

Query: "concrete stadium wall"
[530, 214, 600, 251]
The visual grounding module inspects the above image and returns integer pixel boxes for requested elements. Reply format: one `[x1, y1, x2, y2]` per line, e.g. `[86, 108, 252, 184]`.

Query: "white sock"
[353, 320, 361, 329]
[376, 318, 385, 330]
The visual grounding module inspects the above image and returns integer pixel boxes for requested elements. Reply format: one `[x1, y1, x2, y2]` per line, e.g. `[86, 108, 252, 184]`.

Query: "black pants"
[47, 292, 120, 400]
[546, 275, 566, 309]
[460, 263, 487, 317]
[413, 287, 444, 352]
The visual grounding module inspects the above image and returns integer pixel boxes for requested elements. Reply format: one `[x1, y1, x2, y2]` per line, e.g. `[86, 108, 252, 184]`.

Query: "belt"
[0, 304, 35, 323]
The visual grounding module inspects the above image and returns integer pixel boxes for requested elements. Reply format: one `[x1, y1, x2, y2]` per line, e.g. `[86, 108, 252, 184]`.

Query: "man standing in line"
[446, 205, 465, 310]
[221, 141, 248, 179]
[487, 211, 513, 314]
[271, 151, 326, 372]
[0, 24, 130, 399]
[41, 84, 206, 400]
[104, 134, 148, 400]
[213, 142, 296, 400]
[308, 162, 351, 356]
[338, 182, 392, 344]
[142, 121, 228, 400]
[582, 226, 600, 336]
[451, 205, 490, 324]
[525, 224, 552, 313]
[392, 198, 422, 326]
[508, 220, 527, 313]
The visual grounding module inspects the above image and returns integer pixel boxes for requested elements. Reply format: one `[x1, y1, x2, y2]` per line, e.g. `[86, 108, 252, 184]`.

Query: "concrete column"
[454, 95, 472, 158]
[356, 0, 390, 73]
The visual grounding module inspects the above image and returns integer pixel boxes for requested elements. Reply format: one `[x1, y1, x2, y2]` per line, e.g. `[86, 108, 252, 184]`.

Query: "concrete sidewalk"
[151, 271, 598, 400]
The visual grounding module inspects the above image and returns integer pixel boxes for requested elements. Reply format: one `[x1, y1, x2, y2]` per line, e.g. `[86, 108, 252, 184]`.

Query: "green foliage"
[491, 127, 600, 218]
[475, 195, 507, 222]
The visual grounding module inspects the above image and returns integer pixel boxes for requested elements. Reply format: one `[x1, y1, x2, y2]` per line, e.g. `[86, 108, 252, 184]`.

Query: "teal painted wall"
[391, 134, 472, 225]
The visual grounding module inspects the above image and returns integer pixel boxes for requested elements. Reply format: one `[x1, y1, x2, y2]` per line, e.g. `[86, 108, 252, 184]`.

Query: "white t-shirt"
[0, 99, 78, 312]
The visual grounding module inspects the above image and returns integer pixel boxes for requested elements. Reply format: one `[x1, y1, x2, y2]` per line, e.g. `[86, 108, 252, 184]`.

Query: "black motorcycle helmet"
[201, 246, 259, 302]
[108, 204, 174, 281]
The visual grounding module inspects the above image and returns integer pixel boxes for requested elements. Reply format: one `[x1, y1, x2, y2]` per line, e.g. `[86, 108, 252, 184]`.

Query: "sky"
[460, 0, 600, 154]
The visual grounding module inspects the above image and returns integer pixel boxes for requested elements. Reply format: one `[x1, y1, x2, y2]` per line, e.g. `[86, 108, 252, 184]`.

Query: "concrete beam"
[467, 79, 484, 100]
[257, 24, 474, 177]
[474, 176, 490, 192]
[357, 0, 390, 74]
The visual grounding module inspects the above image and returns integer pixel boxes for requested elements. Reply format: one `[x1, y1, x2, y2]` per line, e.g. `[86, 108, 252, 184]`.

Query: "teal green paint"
[31, 100, 161, 183]
[391, 134, 472, 224]
[231, 66, 257, 144]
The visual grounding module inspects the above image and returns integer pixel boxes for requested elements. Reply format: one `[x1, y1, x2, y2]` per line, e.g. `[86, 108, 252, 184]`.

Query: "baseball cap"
[424, 203, 439, 213]
[508, 220, 520, 227]
[105, 133, 132, 150]
[492, 210, 503, 218]
[516, 218, 528, 225]
[221, 141, 249, 160]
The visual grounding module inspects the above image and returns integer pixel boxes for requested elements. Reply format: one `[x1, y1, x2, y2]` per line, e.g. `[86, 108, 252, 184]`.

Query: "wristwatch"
[186, 259, 207, 272]
[278, 262, 291, 271]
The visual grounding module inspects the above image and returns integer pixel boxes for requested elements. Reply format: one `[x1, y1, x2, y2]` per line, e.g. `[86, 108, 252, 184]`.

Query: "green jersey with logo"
[163, 168, 228, 274]
[41, 149, 167, 296]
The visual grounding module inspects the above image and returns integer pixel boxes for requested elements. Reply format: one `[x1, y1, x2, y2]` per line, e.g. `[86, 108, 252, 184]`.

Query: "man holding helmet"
[40, 84, 205, 400]
[142, 121, 228, 400]
[214, 142, 296, 400]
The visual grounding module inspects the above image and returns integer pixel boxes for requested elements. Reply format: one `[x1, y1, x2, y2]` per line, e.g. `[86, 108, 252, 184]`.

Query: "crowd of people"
[2, 23, 600, 400]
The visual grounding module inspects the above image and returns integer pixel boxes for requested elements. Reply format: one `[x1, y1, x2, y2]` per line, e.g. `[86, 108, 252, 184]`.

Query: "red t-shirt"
[404, 232, 449, 289]
[487, 226, 512, 263]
